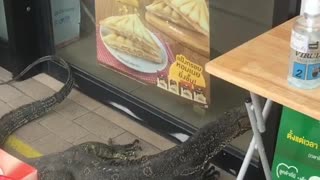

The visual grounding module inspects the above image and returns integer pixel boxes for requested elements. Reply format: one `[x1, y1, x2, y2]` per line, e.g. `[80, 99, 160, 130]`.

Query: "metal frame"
[237, 95, 274, 179]
[0, 39, 9, 65]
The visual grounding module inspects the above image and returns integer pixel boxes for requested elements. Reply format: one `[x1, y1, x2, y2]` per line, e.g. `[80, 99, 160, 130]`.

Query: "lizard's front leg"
[68, 140, 141, 160]
[202, 162, 221, 180]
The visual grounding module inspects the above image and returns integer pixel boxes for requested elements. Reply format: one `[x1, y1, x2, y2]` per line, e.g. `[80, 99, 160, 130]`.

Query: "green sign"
[272, 107, 320, 179]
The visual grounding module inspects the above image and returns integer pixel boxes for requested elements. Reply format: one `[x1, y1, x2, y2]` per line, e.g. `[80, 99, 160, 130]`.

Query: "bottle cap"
[305, 0, 320, 15]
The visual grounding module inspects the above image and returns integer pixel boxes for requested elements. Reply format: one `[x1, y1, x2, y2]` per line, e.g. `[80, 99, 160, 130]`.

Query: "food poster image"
[271, 107, 320, 180]
[95, 0, 210, 105]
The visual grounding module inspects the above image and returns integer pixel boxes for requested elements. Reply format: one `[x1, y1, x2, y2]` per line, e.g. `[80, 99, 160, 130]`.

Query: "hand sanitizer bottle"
[288, 0, 320, 89]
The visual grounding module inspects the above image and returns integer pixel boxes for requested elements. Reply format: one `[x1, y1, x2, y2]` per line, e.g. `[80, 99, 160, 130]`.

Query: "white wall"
[0, 0, 8, 41]
[301, 0, 306, 15]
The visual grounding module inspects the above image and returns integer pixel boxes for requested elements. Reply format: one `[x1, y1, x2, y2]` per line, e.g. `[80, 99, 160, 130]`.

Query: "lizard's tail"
[0, 56, 74, 146]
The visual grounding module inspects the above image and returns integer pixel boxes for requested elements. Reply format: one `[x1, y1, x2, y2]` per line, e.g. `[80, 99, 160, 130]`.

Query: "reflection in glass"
[53, 0, 280, 156]
[54, 0, 277, 128]
[0, 0, 8, 42]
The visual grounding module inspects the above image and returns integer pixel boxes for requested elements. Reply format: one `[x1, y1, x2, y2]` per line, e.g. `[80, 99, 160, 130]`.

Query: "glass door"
[49, 0, 299, 136]
[46, 0, 300, 177]
[52, 0, 245, 132]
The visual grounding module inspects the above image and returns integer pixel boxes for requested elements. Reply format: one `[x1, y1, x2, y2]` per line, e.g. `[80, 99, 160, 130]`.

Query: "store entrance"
[45, 0, 300, 177]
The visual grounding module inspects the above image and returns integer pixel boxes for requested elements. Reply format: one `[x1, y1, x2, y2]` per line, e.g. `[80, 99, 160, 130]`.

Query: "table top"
[205, 17, 320, 121]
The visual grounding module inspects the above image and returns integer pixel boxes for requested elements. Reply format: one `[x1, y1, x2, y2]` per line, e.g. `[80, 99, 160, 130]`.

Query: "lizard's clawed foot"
[111, 139, 142, 159]
[202, 163, 221, 180]
[125, 139, 142, 151]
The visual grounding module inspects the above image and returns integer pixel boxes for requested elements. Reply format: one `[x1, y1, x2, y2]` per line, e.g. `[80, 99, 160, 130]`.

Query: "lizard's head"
[188, 106, 251, 147]
[205, 106, 251, 146]
[233, 114, 251, 137]
[221, 106, 251, 140]
[190, 106, 251, 179]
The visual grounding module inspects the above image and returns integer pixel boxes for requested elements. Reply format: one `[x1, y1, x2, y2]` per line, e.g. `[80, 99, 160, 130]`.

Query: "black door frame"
[0, 0, 54, 78]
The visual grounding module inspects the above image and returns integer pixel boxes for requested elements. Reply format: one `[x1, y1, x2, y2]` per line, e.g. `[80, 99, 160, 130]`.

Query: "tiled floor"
[0, 66, 234, 179]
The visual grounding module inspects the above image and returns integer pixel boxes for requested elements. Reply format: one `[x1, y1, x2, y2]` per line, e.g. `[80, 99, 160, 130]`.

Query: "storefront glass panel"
[51, 0, 297, 152]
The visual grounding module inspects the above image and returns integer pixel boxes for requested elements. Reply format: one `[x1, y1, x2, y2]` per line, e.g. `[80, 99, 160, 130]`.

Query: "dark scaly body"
[0, 56, 74, 146]
[28, 106, 250, 180]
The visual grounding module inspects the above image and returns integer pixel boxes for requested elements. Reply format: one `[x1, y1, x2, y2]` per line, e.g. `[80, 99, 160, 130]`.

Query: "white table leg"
[251, 93, 266, 133]
[236, 95, 273, 180]
[236, 137, 256, 180]
[246, 100, 272, 180]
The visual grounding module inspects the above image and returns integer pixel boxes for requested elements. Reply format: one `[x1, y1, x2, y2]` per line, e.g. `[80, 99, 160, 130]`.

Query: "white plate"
[100, 26, 168, 74]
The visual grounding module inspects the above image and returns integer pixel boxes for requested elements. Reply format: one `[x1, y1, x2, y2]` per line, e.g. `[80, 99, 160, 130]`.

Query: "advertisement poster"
[272, 107, 320, 180]
[95, 0, 210, 106]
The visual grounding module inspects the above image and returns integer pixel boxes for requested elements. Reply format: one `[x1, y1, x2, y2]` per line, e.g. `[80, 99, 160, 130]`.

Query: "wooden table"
[206, 17, 320, 121]
[205, 17, 320, 179]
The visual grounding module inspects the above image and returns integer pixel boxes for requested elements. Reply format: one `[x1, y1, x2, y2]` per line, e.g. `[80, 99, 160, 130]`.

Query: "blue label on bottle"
[292, 62, 307, 80]
[307, 63, 320, 80]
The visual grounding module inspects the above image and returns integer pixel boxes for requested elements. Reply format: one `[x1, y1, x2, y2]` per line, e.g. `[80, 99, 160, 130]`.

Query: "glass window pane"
[211, 0, 274, 54]
[51, 0, 295, 157]
[53, 0, 289, 132]
[0, 0, 8, 41]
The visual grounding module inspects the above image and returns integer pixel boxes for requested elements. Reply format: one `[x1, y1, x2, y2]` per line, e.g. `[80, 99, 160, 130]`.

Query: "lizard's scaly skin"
[30, 106, 250, 180]
[0, 56, 74, 146]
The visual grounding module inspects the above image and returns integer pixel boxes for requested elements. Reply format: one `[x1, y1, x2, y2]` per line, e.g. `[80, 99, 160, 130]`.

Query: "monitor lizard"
[0, 56, 250, 180]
